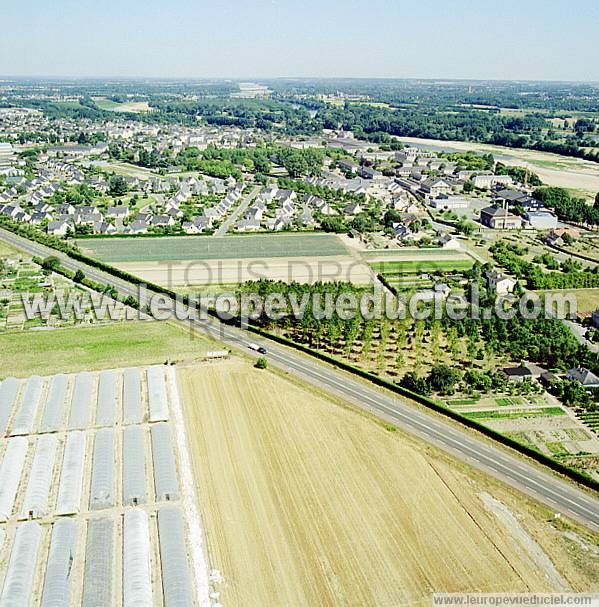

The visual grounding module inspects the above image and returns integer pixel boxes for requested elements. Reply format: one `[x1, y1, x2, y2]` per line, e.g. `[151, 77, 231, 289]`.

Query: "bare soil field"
[398, 137, 599, 197]
[178, 360, 598, 607]
[117, 255, 373, 287]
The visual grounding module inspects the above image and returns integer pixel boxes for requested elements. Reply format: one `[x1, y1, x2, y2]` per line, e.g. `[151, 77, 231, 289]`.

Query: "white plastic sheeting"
[82, 517, 114, 607]
[0, 437, 28, 522]
[96, 370, 118, 428]
[40, 518, 77, 607]
[0, 377, 20, 436]
[19, 434, 58, 520]
[151, 423, 180, 501]
[90, 428, 115, 510]
[123, 509, 153, 607]
[123, 367, 143, 424]
[147, 366, 169, 422]
[0, 521, 43, 607]
[158, 507, 194, 607]
[68, 372, 93, 430]
[39, 374, 68, 434]
[10, 375, 43, 436]
[122, 425, 147, 506]
[55, 431, 86, 516]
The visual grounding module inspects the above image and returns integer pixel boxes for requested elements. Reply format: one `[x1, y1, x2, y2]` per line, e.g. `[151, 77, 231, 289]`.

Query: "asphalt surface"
[2, 226, 598, 533]
[213, 185, 261, 237]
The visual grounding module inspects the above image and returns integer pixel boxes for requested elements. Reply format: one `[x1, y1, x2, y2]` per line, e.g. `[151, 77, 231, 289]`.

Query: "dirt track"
[178, 360, 597, 606]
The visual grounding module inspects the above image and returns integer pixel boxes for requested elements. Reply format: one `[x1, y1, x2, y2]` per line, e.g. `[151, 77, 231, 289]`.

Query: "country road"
[1, 226, 598, 533]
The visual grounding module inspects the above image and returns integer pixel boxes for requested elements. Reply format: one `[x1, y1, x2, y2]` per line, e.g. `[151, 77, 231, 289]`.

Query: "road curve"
[1, 227, 598, 533]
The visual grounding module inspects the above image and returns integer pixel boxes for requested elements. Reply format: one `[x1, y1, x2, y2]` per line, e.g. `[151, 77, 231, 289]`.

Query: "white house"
[485, 269, 516, 295]
[429, 195, 470, 211]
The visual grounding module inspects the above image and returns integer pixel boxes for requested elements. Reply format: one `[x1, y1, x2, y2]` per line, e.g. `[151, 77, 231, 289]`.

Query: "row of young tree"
[234, 278, 595, 375]
[489, 240, 599, 290]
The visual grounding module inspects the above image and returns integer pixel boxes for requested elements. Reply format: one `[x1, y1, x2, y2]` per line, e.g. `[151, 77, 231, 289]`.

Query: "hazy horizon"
[1, 76, 599, 85]
[2, 0, 598, 82]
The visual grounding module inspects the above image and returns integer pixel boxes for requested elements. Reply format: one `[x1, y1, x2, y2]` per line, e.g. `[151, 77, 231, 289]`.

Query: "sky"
[1, 0, 598, 81]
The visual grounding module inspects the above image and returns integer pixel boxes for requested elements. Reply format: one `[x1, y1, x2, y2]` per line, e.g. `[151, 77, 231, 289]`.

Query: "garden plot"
[0, 253, 127, 333]
[446, 395, 599, 480]
[0, 365, 211, 607]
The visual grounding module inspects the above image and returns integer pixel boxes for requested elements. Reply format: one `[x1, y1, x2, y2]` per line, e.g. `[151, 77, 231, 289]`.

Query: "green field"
[370, 259, 474, 274]
[462, 407, 566, 421]
[77, 233, 348, 262]
[362, 248, 468, 258]
[0, 321, 215, 377]
[93, 97, 122, 110]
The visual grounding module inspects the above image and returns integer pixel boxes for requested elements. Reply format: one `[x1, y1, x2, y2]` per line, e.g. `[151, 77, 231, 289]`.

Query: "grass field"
[178, 360, 594, 605]
[0, 241, 17, 257]
[371, 259, 474, 274]
[362, 248, 471, 259]
[0, 321, 214, 377]
[540, 289, 599, 314]
[93, 97, 122, 110]
[89, 159, 159, 179]
[78, 233, 348, 262]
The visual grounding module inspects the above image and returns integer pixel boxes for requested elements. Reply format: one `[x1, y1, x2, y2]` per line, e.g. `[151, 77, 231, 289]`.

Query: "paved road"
[564, 319, 599, 354]
[2, 227, 598, 533]
[213, 185, 261, 237]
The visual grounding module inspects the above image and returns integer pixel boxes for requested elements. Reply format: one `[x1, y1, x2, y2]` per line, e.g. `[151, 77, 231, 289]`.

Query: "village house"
[429, 195, 470, 211]
[358, 166, 383, 180]
[566, 367, 599, 388]
[344, 202, 362, 216]
[150, 215, 175, 228]
[485, 269, 516, 295]
[472, 173, 513, 189]
[106, 206, 130, 219]
[545, 227, 580, 247]
[47, 220, 73, 236]
[338, 159, 359, 174]
[124, 220, 149, 235]
[93, 221, 117, 235]
[479, 204, 522, 229]
[237, 218, 261, 232]
[420, 177, 453, 198]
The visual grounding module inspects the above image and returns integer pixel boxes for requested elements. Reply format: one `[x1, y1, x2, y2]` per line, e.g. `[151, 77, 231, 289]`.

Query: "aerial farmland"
[177, 359, 597, 605]
[0, 61, 598, 607]
[78, 233, 374, 287]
